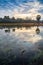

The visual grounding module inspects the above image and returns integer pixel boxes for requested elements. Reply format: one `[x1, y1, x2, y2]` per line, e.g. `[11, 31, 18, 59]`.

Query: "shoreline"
[0, 22, 43, 27]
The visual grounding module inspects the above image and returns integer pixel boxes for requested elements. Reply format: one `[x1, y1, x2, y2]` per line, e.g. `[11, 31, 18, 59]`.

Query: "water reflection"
[20, 27, 22, 30]
[36, 27, 40, 34]
[0, 26, 43, 65]
[12, 28, 15, 32]
[4, 26, 40, 34]
[5, 28, 10, 33]
[2, 26, 42, 44]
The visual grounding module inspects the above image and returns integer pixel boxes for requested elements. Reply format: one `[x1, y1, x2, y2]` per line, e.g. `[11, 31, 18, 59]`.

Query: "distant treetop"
[36, 15, 41, 21]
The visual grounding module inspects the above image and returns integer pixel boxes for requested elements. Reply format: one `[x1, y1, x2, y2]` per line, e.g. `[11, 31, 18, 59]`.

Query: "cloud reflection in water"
[0, 26, 43, 65]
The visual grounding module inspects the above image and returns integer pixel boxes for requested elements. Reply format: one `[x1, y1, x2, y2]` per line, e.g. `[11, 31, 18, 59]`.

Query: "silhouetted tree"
[12, 17, 15, 20]
[4, 16, 10, 19]
[36, 15, 41, 22]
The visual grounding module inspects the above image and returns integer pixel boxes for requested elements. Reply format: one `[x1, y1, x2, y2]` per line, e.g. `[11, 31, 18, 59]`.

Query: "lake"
[0, 26, 43, 65]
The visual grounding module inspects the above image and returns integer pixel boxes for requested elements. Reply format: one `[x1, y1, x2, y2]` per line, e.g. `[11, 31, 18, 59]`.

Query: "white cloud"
[13, 0, 43, 20]
[0, 0, 43, 20]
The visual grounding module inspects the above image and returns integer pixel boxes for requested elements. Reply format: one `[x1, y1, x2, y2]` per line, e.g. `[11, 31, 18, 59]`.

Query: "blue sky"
[0, 0, 43, 20]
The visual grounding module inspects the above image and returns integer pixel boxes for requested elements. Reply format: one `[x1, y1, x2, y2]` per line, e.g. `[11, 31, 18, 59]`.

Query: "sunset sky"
[0, 0, 43, 20]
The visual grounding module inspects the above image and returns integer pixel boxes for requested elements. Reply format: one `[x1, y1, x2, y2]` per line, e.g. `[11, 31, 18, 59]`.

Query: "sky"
[0, 0, 43, 20]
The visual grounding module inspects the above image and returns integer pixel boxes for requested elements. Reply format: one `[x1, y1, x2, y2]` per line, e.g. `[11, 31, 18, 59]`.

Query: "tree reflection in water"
[5, 28, 10, 33]
[0, 26, 43, 65]
[36, 27, 40, 34]
[12, 28, 15, 32]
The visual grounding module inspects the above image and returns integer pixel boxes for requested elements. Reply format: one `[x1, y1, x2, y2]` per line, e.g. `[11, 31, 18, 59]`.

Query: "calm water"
[0, 26, 43, 65]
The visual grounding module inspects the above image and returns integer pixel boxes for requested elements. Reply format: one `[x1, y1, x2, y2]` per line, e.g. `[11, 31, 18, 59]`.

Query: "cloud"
[13, 0, 43, 19]
[0, 0, 43, 19]
[38, 0, 43, 4]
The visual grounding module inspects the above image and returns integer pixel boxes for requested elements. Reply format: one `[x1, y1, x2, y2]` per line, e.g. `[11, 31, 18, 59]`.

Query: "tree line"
[0, 15, 43, 23]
